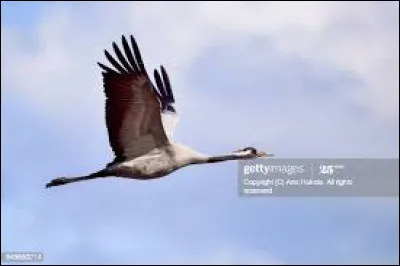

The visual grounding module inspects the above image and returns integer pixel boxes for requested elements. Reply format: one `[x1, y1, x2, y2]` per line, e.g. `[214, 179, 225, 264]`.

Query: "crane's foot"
[46, 177, 69, 188]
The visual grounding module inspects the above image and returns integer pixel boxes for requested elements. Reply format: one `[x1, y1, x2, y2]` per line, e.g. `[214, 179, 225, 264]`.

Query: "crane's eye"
[242, 147, 257, 154]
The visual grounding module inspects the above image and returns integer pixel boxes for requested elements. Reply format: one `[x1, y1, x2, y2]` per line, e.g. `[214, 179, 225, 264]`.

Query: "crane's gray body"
[108, 143, 206, 179]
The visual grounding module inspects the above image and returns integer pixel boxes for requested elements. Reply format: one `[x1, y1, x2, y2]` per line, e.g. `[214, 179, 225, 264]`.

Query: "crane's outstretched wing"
[98, 35, 176, 164]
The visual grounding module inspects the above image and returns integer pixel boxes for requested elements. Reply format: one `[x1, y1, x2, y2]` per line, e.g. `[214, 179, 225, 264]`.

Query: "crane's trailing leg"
[46, 169, 112, 188]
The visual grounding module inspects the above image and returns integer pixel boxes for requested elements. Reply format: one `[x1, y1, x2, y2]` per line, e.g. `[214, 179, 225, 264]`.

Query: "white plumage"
[161, 111, 179, 140]
[46, 35, 272, 188]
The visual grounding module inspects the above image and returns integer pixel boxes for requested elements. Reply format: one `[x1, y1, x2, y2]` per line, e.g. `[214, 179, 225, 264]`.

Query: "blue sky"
[1, 1, 399, 264]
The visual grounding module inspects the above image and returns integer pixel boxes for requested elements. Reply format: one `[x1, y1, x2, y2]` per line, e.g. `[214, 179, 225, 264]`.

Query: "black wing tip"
[129, 35, 146, 73]
[153, 69, 160, 82]
[153, 66, 176, 111]
[159, 66, 175, 103]
[121, 35, 129, 45]
[130, 35, 137, 44]
[100, 34, 147, 74]
[153, 69, 165, 97]
[100, 35, 146, 75]
[98, 62, 116, 75]
[165, 105, 177, 114]
[97, 62, 105, 70]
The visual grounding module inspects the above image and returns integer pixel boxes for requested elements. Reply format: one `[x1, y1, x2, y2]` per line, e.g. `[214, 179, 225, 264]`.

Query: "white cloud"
[2, 2, 398, 126]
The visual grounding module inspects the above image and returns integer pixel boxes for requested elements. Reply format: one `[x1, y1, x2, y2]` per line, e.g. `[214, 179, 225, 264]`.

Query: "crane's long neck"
[171, 143, 249, 166]
[193, 153, 245, 164]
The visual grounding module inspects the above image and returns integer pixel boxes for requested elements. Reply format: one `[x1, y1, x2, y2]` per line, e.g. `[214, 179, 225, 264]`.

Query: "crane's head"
[233, 147, 274, 159]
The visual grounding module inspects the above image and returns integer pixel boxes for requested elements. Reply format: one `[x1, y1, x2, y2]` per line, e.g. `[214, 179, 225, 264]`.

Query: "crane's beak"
[258, 152, 274, 157]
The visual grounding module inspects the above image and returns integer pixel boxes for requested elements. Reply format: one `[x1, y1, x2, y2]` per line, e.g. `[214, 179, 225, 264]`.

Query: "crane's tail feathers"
[46, 169, 111, 189]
